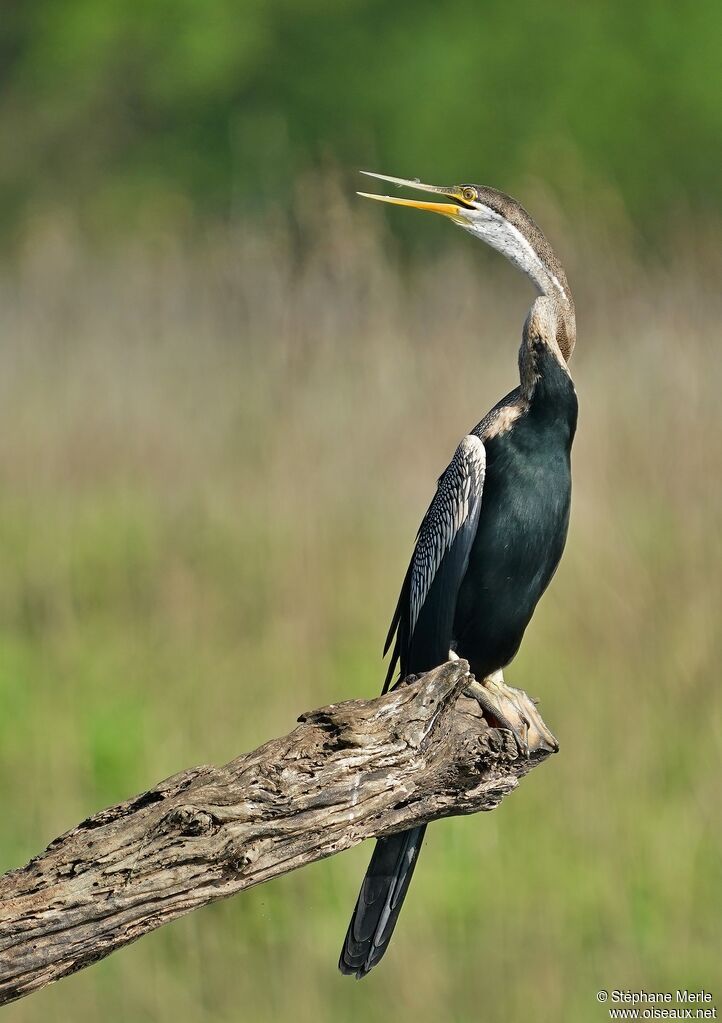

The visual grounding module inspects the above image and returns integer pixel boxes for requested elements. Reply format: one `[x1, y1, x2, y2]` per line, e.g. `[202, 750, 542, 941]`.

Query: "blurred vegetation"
[1, 0, 721, 240]
[1, 4, 721, 1022]
[1, 206, 720, 1022]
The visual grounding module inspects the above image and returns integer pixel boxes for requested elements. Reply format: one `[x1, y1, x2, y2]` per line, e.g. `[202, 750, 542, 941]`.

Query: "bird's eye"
[461, 187, 476, 203]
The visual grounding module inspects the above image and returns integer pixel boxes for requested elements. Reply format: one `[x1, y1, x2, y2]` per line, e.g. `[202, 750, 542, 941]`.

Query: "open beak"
[358, 171, 465, 220]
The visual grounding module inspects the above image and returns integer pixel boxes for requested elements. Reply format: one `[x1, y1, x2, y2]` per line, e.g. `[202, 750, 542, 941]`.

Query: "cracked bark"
[0, 660, 557, 1006]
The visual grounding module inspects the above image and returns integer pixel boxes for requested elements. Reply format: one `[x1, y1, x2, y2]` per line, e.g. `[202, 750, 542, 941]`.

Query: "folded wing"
[383, 434, 486, 690]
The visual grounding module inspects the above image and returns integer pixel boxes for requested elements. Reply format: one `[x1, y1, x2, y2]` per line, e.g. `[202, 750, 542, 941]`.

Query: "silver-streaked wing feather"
[409, 434, 485, 634]
[383, 434, 485, 689]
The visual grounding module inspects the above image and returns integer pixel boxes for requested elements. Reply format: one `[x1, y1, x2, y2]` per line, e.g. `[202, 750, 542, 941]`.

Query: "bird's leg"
[465, 670, 559, 757]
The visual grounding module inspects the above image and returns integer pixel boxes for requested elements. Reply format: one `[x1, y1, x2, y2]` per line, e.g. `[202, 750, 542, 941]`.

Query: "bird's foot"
[465, 671, 559, 757]
[466, 675, 529, 756]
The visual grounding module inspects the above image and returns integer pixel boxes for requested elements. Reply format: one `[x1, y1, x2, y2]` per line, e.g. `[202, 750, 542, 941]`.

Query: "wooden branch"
[0, 661, 557, 1006]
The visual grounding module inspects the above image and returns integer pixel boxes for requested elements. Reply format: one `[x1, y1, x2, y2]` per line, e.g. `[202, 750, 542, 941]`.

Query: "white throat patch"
[460, 204, 568, 303]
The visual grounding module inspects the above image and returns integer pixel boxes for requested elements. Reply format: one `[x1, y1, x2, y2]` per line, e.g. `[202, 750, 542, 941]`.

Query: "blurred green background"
[1, 2, 721, 1022]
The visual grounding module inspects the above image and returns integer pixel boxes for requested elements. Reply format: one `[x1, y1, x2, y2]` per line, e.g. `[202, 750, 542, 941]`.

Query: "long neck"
[463, 212, 577, 359]
[463, 191, 577, 360]
[458, 190, 578, 381]
[513, 235, 576, 361]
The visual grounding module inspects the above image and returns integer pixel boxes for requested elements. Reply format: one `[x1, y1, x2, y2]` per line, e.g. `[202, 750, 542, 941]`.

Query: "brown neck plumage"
[453, 185, 576, 372]
[518, 295, 575, 399]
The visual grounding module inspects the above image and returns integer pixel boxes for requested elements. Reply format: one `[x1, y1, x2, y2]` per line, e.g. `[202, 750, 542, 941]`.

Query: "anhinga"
[339, 172, 578, 978]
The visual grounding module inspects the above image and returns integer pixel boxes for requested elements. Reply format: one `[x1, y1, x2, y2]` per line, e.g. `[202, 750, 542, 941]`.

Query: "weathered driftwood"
[0, 660, 557, 1006]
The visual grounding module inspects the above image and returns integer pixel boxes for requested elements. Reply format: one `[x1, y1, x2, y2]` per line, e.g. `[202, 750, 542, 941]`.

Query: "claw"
[465, 676, 558, 757]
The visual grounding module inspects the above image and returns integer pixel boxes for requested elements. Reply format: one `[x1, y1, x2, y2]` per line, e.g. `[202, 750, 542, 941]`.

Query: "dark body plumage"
[456, 353, 578, 679]
[340, 173, 579, 980]
[340, 349, 577, 979]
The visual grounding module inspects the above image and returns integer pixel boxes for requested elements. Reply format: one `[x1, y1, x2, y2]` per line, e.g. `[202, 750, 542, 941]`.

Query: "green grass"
[1, 208, 720, 1022]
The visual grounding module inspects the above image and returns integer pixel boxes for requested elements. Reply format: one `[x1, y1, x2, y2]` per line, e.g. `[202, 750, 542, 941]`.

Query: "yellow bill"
[356, 191, 463, 218]
[358, 171, 466, 220]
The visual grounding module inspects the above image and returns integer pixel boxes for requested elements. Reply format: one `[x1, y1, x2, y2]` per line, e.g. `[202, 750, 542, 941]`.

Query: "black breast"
[454, 354, 577, 679]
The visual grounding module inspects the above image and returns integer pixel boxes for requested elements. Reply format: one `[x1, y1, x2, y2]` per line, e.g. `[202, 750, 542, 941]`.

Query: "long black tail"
[338, 825, 426, 978]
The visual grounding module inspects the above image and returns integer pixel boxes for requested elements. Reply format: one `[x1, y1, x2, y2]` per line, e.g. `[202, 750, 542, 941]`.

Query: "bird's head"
[358, 172, 575, 360]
